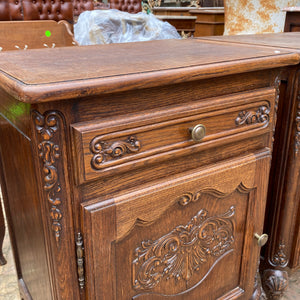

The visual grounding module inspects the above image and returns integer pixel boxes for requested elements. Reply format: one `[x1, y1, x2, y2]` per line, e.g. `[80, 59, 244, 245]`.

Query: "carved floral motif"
[90, 135, 141, 169]
[33, 111, 63, 243]
[34, 111, 58, 140]
[272, 76, 281, 148]
[263, 269, 288, 300]
[133, 206, 235, 291]
[235, 105, 270, 126]
[272, 243, 288, 267]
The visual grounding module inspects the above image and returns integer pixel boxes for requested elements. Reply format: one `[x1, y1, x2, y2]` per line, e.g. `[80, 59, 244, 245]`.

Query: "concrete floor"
[0, 196, 299, 299]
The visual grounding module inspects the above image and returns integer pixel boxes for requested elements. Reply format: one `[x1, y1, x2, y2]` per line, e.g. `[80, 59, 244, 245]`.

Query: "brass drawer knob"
[254, 233, 268, 247]
[190, 124, 206, 142]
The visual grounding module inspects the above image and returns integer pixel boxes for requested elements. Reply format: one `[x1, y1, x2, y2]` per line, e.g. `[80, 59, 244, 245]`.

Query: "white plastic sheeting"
[74, 10, 181, 45]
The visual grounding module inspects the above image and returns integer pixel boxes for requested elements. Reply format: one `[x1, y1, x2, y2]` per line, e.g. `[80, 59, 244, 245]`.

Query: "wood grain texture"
[199, 32, 300, 50]
[0, 39, 298, 103]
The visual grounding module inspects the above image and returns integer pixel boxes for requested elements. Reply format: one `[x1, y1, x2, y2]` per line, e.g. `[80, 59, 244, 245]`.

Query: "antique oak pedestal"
[200, 32, 300, 299]
[0, 39, 298, 299]
[189, 8, 224, 37]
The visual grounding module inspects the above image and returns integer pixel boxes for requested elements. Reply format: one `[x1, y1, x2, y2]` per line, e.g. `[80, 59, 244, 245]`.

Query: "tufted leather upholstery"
[22, 0, 73, 22]
[9, 0, 24, 20]
[73, 0, 94, 17]
[109, 0, 141, 13]
[0, 0, 10, 20]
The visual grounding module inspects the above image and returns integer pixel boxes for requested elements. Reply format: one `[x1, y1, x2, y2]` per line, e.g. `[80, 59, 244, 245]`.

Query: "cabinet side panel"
[0, 116, 52, 300]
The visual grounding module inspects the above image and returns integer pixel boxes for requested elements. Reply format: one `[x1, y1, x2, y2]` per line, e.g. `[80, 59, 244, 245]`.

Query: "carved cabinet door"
[81, 151, 270, 300]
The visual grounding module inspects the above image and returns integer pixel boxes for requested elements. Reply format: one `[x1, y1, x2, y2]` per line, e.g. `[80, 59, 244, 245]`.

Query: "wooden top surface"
[0, 38, 298, 103]
[200, 32, 300, 50]
[152, 7, 198, 11]
[189, 9, 224, 14]
[156, 15, 197, 20]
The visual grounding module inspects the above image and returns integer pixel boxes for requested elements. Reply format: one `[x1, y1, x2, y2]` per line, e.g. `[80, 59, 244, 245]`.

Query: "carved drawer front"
[72, 88, 274, 183]
[82, 152, 270, 299]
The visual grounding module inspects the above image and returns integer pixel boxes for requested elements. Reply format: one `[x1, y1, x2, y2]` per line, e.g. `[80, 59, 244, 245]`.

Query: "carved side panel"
[33, 110, 63, 243]
[274, 75, 281, 126]
[32, 110, 79, 299]
[133, 206, 235, 292]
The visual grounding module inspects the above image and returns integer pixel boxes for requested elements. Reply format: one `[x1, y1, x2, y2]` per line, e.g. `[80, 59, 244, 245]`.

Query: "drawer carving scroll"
[235, 105, 270, 126]
[133, 206, 235, 292]
[90, 135, 141, 169]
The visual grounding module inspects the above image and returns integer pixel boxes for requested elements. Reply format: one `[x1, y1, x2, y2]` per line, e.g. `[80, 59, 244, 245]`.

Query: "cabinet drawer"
[81, 152, 270, 299]
[71, 88, 275, 183]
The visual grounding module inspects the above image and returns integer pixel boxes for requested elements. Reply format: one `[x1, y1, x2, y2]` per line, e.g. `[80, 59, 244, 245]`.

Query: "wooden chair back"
[0, 20, 77, 51]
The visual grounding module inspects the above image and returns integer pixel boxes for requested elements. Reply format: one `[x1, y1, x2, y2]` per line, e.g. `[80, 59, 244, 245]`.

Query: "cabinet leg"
[0, 201, 6, 265]
[262, 269, 288, 299]
[251, 264, 266, 300]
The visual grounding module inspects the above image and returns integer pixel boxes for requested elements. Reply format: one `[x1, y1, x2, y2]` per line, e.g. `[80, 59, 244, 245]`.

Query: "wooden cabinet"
[152, 7, 224, 37]
[82, 153, 269, 300]
[0, 38, 298, 299]
[189, 8, 224, 37]
[199, 32, 300, 299]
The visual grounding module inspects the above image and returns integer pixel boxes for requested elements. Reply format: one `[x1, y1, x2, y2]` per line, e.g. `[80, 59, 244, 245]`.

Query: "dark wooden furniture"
[199, 32, 300, 299]
[153, 7, 224, 37]
[284, 7, 300, 32]
[156, 15, 196, 37]
[189, 8, 224, 36]
[0, 38, 298, 299]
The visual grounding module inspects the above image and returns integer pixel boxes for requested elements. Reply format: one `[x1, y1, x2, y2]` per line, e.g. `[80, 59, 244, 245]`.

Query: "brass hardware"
[254, 233, 268, 247]
[76, 233, 85, 290]
[189, 124, 206, 142]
